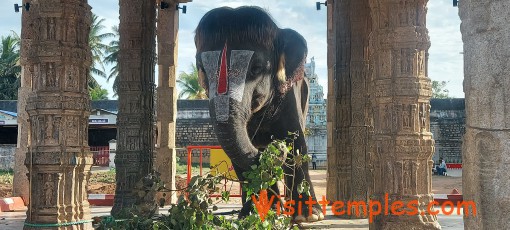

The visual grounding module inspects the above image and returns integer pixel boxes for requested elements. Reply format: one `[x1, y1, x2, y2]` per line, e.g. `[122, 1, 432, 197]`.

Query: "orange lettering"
[251, 190, 275, 221]
[369, 200, 382, 223]
[406, 200, 419, 215]
[442, 201, 454, 215]
[283, 200, 295, 216]
[305, 196, 317, 216]
[391, 201, 405, 216]
[318, 196, 330, 216]
[428, 201, 439, 215]
[457, 201, 476, 216]
[332, 201, 345, 215]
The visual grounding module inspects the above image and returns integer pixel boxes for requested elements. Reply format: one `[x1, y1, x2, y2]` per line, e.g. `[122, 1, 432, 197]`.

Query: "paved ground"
[0, 169, 465, 229]
[0, 205, 464, 230]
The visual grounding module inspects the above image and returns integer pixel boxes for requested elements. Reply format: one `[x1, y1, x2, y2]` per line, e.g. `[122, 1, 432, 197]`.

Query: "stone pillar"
[112, 0, 157, 215]
[460, 1, 510, 229]
[13, 0, 33, 205]
[326, 0, 371, 218]
[23, 1, 93, 229]
[368, 0, 439, 229]
[155, 0, 186, 205]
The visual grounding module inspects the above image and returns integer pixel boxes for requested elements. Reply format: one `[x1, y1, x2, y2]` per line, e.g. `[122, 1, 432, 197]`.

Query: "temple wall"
[0, 144, 15, 170]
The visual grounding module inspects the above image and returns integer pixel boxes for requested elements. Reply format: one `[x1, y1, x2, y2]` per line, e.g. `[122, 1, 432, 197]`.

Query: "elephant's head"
[195, 6, 308, 170]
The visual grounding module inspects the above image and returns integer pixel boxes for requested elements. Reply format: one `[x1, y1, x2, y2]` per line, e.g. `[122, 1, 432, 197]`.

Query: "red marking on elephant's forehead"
[218, 43, 228, 95]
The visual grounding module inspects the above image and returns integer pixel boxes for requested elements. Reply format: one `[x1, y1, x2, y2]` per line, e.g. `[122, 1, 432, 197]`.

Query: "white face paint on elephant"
[200, 48, 254, 122]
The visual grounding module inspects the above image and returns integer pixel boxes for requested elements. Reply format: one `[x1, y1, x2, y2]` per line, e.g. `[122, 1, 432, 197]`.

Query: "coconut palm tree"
[177, 64, 207, 100]
[89, 87, 109, 100]
[103, 25, 119, 95]
[88, 13, 114, 90]
[0, 33, 21, 100]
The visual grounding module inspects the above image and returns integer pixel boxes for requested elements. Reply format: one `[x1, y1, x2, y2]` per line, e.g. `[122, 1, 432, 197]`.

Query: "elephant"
[195, 6, 324, 222]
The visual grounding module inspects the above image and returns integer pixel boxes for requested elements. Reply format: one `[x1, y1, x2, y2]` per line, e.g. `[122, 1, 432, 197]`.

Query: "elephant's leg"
[283, 135, 325, 223]
[231, 163, 253, 219]
[239, 191, 252, 219]
[238, 166, 282, 219]
[269, 183, 281, 210]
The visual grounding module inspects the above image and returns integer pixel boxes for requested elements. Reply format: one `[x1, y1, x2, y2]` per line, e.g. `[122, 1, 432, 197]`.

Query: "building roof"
[0, 110, 17, 117]
[0, 98, 465, 113]
[0, 99, 211, 113]
[430, 98, 465, 111]
[0, 101, 17, 113]
[92, 100, 119, 113]
[178, 100, 210, 110]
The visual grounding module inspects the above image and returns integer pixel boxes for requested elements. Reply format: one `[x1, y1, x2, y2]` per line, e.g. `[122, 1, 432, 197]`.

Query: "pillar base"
[23, 222, 93, 230]
[377, 221, 440, 230]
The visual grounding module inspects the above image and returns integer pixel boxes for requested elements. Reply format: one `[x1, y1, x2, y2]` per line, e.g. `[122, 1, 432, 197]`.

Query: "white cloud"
[1, 0, 464, 99]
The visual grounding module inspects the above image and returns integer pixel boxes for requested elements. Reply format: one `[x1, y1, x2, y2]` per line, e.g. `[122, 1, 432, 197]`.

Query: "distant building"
[304, 57, 327, 162]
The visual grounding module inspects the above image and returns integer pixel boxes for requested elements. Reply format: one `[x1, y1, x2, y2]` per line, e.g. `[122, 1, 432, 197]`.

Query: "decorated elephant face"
[195, 6, 307, 122]
[199, 44, 255, 121]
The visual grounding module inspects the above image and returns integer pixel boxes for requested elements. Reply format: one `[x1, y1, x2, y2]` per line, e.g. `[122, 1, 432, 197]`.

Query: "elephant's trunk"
[210, 99, 259, 172]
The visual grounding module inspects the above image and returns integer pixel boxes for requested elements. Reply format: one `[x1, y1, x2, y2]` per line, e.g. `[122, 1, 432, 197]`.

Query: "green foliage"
[103, 25, 119, 95]
[89, 86, 109, 100]
[177, 63, 207, 100]
[242, 138, 289, 199]
[95, 134, 308, 230]
[88, 13, 115, 89]
[89, 168, 116, 184]
[0, 169, 14, 185]
[243, 132, 310, 201]
[432, 80, 451, 99]
[0, 32, 20, 100]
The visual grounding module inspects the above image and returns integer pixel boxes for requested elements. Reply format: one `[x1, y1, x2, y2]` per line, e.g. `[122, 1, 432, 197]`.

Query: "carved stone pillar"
[460, 1, 510, 229]
[368, 0, 440, 229]
[155, 0, 183, 205]
[112, 0, 157, 215]
[23, 1, 93, 229]
[13, 0, 33, 205]
[326, 0, 371, 218]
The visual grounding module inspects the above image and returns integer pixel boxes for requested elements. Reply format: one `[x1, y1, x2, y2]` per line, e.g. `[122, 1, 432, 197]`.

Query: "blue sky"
[0, 0, 464, 98]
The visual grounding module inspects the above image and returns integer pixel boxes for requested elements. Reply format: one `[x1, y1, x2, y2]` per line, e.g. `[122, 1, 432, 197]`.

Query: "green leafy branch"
[94, 133, 309, 230]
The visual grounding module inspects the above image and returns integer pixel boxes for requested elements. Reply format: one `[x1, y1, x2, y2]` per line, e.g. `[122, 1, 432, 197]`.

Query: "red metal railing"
[446, 163, 462, 169]
[90, 146, 109, 166]
[186, 146, 287, 198]
[186, 146, 243, 197]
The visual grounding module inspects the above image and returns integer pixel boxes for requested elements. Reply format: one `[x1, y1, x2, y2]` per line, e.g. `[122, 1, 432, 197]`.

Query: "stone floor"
[0, 205, 464, 229]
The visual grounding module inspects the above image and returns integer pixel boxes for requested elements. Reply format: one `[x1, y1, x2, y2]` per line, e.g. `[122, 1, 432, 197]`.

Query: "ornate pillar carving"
[23, 1, 93, 229]
[13, 0, 33, 205]
[155, 0, 184, 205]
[460, 1, 510, 229]
[326, 0, 371, 218]
[112, 0, 157, 215]
[368, 0, 439, 229]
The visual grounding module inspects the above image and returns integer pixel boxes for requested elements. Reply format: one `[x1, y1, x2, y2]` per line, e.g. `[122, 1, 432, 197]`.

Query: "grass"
[89, 168, 116, 184]
[0, 169, 13, 185]
[87, 163, 201, 184]
[0, 162, 205, 186]
[176, 161, 209, 176]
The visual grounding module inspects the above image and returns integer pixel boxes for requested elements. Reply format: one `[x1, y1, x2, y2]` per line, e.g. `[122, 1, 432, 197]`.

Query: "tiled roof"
[0, 99, 211, 113]
[430, 98, 465, 111]
[177, 99, 210, 110]
[0, 101, 16, 113]
[0, 98, 465, 113]
[91, 100, 119, 113]
[0, 109, 17, 117]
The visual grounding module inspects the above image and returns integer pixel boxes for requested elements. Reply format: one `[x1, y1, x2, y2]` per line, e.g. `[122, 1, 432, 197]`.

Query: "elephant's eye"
[250, 65, 264, 75]
[250, 61, 269, 75]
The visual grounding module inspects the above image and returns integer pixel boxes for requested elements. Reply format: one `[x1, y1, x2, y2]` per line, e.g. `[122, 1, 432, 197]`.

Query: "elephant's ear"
[196, 56, 209, 98]
[198, 67, 209, 97]
[276, 29, 308, 94]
